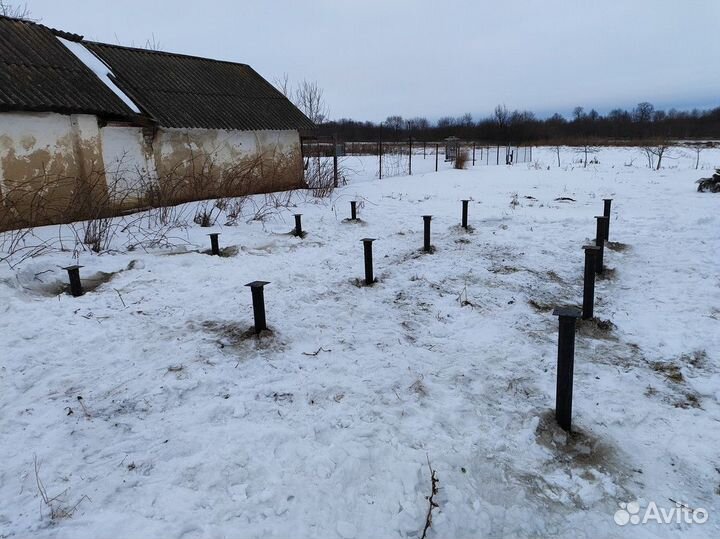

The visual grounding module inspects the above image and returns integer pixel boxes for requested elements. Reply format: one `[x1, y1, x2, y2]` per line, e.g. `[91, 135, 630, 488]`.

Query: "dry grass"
[454, 150, 469, 170]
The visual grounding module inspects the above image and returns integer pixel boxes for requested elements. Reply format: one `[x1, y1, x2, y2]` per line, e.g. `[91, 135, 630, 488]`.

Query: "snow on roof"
[56, 36, 141, 114]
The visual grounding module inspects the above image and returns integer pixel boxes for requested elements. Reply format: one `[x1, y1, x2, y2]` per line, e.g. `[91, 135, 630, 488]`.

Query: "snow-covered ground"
[1, 146, 719, 538]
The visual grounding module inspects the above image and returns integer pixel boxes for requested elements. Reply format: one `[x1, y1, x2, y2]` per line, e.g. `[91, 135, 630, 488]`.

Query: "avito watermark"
[614, 500, 708, 526]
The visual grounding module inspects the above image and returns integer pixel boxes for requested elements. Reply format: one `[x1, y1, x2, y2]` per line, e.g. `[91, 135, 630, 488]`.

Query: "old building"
[0, 15, 314, 230]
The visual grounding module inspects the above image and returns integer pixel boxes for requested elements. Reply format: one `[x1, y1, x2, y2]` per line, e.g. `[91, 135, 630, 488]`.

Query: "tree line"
[316, 103, 720, 144]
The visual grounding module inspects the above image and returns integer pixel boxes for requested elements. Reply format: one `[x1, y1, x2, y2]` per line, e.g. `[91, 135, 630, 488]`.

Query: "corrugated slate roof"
[0, 15, 135, 119]
[85, 42, 316, 131]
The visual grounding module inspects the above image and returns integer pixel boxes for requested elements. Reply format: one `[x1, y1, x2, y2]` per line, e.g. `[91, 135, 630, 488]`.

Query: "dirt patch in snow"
[577, 317, 617, 340]
[201, 246, 240, 258]
[535, 410, 616, 469]
[198, 320, 283, 354]
[606, 241, 629, 252]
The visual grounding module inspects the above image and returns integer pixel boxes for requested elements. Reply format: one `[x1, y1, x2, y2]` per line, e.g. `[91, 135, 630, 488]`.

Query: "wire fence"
[301, 138, 534, 181]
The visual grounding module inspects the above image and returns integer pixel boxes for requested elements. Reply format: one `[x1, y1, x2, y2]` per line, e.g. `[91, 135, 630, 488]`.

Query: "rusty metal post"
[582, 246, 601, 319]
[423, 215, 432, 252]
[63, 265, 84, 297]
[361, 238, 375, 285]
[245, 281, 270, 334]
[553, 306, 582, 432]
[208, 233, 220, 256]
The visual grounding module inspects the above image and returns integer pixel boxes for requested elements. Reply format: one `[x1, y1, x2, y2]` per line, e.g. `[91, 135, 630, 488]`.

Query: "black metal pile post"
[552, 306, 582, 432]
[595, 215, 609, 273]
[208, 233, 220, 256]
[245, 281, 270, 334]
[361, 238, 376, 285]
[63, 265, 84, 297]
[423, 215, 432, 252]
[582, 245, 601, 319]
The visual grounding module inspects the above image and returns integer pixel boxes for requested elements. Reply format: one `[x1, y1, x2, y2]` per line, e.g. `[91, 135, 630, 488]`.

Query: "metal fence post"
[435, 144, 439, 172]
[350, 200, 357, 221]
[461, 200, 469, 229]
[409, 137, 413, 176]
[333, 135, 339, 188]
[472, 143, 476, 166]
[379, 140, 383, 179]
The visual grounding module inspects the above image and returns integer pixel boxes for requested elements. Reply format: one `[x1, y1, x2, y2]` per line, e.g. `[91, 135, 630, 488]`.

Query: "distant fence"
[360, 141, 532, 179]
[301, 137, 533, 181]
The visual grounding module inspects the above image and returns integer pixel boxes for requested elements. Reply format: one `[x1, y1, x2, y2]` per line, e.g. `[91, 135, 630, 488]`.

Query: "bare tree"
[642, 140, 671, 170]
[692, 144, 703, 170]
[273, 75, 328, 125]
[0, 1, 33, 19]
[493, 104, 510, 129]
[273, 73, 291, 98]
[294, 80, 329, 124]
[633, 102, 655, 123]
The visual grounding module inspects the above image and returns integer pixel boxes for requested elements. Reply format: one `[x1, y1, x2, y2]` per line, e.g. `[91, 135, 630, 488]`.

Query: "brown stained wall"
[0, 113, 109, 231]
[151, 128, 305, 204]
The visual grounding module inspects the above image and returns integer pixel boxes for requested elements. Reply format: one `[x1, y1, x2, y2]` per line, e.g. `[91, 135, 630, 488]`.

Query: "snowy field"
[1, 146, 719, 538]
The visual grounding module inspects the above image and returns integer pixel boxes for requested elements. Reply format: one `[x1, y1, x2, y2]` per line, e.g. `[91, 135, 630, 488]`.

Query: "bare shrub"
[454, 150, 469, 170]
[193, 201, 220, 227]
[304, 156, 339, 198]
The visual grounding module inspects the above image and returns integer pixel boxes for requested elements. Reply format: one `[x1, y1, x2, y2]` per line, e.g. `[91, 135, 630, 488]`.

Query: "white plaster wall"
[156, 128, 300, 167]
[100, 125, 157, 204]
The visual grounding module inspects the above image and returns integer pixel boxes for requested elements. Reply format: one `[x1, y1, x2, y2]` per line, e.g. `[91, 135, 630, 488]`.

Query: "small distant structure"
[444, 136, 460, 162]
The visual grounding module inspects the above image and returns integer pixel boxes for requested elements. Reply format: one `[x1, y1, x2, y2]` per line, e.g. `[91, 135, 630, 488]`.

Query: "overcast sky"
[25, 0, 720, 122]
